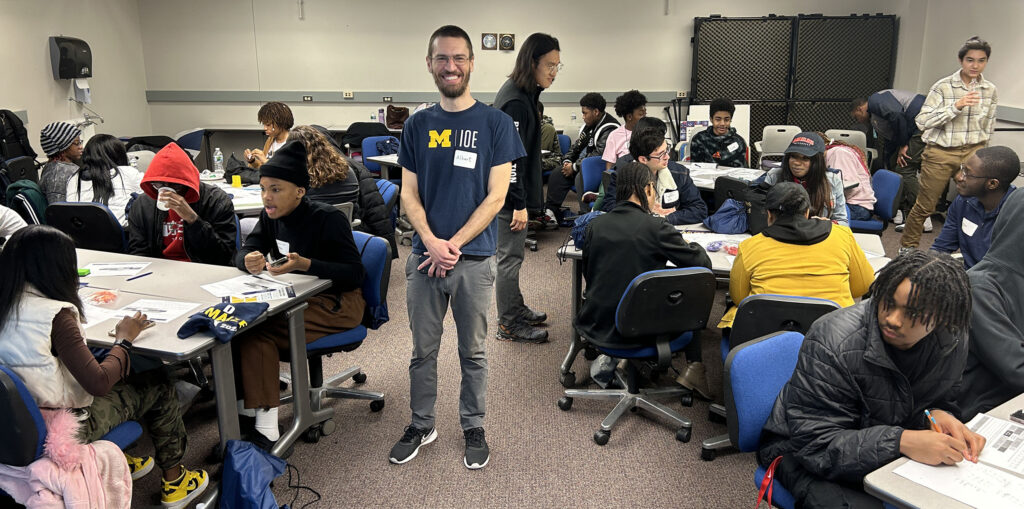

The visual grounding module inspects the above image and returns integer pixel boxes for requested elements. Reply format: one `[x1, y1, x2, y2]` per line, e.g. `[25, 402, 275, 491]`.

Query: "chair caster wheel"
[676, 427, 692, 443]
[680, 393, 694, 407]
[370, 399, 385, 412]
[583, 348, 599, 361]
[321, 419, 336, 436]
[557, 397, 573, 411]
[709, 410, 727, 424]
[700, 447, 716, 461]
[303, 426, 322, 443]
[593, 430, 610, 445]
[353, 372, 367, 384]
[529, 244, 538, 252]
[559, 371, 576, 388]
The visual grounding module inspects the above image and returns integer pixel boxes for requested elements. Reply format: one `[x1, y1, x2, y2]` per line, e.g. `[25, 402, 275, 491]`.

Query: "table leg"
[559, 258, 584, 376]
[196, 341, 239, 508]
[273, 302, 334, 457]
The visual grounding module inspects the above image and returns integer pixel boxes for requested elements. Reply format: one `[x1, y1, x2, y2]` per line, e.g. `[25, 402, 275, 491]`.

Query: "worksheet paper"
[893, 459, 1024, 508]
[967, 413, 1024, 474]
[201, 274, 295, 301]
[115, 299, 200, 323]
[83, 262, 150, 277]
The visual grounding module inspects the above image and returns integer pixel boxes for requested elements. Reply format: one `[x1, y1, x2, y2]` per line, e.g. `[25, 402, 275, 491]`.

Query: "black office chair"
[701, 294, 840, 461]
[557, 267, 716, 445]
[1, 156, 39, 184]
[45, 202, 126, 253]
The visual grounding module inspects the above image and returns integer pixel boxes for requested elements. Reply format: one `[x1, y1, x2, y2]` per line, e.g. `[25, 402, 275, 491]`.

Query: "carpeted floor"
[128, 209, 942, 508]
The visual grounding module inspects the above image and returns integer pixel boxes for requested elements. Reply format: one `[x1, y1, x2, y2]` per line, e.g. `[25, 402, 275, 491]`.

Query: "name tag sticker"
[276, 239, 290, 255]
[454, 150, 478, 169]
[961, 217, 979, 237]
[727, 141, 740, 152]
[662, 189, 679, 205]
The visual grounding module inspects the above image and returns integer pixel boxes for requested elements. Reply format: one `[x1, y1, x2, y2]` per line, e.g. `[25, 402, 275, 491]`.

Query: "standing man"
[492, 33, 561, 344]
[901, 37, 997, 255]
[389, 25, 525, 470]
[929, 146, 1018, 268]
[37, 121, 83, 203]
[850, 90, 926, 226]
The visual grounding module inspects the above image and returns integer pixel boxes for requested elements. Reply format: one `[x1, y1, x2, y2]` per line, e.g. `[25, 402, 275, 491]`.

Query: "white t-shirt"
[267, 138, 287, 159]
[0, 204, 27, 239]
[65, 165, 144, 226]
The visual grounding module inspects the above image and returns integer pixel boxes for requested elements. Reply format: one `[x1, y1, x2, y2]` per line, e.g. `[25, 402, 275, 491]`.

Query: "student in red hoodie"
[126, 143, 237, 265]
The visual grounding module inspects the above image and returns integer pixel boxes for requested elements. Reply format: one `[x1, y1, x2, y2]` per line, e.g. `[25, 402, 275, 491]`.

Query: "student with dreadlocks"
[758, 250, 985, 509]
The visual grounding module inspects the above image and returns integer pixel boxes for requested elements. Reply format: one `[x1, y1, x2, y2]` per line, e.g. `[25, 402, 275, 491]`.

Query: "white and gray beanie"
[40, 121, 82, 157]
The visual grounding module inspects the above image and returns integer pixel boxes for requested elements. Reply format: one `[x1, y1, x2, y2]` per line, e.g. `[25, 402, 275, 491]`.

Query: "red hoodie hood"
[140, 143, 200, 203]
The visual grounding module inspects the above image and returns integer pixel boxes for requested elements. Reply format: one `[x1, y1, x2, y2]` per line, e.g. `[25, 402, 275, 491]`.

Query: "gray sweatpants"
[495, 208, 528, 325]
[406, 254, 495, 431]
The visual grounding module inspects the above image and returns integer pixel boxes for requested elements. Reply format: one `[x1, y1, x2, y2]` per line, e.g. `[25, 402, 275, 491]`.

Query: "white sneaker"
[893, 210, 904, 225]
[923, 217, 933, 233]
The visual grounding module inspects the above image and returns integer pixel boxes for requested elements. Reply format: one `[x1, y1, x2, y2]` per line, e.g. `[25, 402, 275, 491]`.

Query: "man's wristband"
[113, 338, 134, 354]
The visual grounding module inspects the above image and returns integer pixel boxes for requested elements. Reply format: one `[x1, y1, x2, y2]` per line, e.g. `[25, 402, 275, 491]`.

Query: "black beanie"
[259, 139, 310, 188]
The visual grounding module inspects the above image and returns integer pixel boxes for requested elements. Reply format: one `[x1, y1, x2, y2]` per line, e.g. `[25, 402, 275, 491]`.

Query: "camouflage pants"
[77, 369, 187, 470]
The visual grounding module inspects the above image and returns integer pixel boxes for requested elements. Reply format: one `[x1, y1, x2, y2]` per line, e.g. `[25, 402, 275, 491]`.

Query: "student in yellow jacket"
[719, 182, 874, 328]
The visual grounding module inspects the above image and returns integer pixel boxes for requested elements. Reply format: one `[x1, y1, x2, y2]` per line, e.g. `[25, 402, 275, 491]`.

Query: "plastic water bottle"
[379, 107, 386, 125]
[213, 147, 224, 173]
[129, 155, 139, 169]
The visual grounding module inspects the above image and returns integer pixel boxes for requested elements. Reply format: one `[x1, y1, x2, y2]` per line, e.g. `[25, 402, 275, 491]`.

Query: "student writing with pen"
[757, 250, 986, 508]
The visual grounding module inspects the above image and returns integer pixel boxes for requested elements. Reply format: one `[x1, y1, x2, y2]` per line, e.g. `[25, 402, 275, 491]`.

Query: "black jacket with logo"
[493, 79, 543, 213]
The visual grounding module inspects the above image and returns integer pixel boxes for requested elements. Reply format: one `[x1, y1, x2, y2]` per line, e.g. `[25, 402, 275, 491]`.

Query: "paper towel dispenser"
[48, 36, 92, 79]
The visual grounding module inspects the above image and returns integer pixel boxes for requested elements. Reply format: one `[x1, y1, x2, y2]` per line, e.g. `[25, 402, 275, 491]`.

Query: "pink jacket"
[0, 410, 131, 508]
[826, 144, 876, 209]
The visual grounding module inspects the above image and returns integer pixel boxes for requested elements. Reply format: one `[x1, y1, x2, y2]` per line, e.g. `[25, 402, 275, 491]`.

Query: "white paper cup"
[156, 187, 174, 211]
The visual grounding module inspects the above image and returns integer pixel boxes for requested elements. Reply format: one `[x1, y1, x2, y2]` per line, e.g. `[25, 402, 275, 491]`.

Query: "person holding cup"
[126, 143, 237, 265]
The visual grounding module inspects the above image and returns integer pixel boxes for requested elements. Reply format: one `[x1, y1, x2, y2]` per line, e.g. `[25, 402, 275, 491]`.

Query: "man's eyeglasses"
[648, 149, 670, 161]
[542, 62, 564, 73]
[958, 163, 995, 180]
[431, 55, 470, 66]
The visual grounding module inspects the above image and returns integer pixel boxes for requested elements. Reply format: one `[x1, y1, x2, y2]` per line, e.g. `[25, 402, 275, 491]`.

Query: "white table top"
[215, 182, 264, 216]
[77, 249, 329, 360]
[864, 393, 1024, 508]
[683, 164, 766, 191]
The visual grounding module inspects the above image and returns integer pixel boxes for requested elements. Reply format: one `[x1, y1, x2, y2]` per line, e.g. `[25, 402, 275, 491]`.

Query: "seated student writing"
[126, 143, 237, 265]
[930, 146, 1018, 269]
[758, 250, 985, 509]
[0, 225, 208, 508]
[234, 140, 366, 450]
[64, 134, 143, 226]
[719, 182, 873, 329]
[244, 101, 293, 168]
[821, 131, 876, 222]
[688, 98, 748, 167]
[958, 189, 1024, 419]
[765, 132, 848, 226]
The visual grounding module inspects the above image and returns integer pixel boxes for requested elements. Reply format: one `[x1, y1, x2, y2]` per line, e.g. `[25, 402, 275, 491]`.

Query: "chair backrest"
[824, 129, 868, 152]
[45, 202, 126, 252]
[375, 179, 400, 228]
[0, 366, 47, 467]
[580, 156, 604, 195]
[1, 156, 38, 184]
[615, 268, 716, 340]
[871, 169, 903, 222]
[557, 134, 571, 155]
[724, 331, 805, 452]
[361, 136, 400, 175]
[341, 122, 392, 154]
[174, 128, 205, 152]
[352, 231, 391, 329]
[713, 175, 750, 211]
[334, 201, 354, 222]
[729, 294, 839, 350]
[760, 126, 802, 155]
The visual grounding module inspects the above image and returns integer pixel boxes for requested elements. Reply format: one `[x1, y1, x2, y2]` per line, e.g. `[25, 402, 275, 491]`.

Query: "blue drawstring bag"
[571, 210, 604, 247]
[220, 440, 285, 509]
[703, 198, 748, 234]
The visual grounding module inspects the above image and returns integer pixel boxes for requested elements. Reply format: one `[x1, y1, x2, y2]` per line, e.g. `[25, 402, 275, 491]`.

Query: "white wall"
[0, 0, 151, 157]
[139, 0, 908, 137]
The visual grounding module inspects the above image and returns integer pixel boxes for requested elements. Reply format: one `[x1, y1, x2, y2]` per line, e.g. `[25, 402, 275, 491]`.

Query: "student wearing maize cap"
[38, 121, 83, 204]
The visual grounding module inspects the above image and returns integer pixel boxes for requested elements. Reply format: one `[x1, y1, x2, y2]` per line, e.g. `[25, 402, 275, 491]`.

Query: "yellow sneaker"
[160, 467, 209, 508]
[125, 453, 154, 481]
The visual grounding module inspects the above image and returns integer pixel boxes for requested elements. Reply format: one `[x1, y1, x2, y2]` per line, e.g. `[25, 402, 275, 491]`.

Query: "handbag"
[385, 105, 410, 129]
[755, 455, 784, 508]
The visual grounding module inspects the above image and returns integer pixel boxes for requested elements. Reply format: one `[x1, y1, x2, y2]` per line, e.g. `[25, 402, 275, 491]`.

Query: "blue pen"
[126, 271, 153, 281]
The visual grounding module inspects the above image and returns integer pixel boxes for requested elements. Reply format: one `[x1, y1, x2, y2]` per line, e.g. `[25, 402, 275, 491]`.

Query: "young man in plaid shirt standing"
[900, 37, 997, 254]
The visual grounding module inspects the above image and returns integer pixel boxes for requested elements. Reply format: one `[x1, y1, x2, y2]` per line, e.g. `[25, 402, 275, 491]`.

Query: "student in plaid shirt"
[900, 37, 997, 252]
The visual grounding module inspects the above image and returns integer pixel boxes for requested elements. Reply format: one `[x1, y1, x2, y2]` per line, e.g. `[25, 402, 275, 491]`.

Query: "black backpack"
[0, 110, 37, 162]
[743, 182, 771, 235]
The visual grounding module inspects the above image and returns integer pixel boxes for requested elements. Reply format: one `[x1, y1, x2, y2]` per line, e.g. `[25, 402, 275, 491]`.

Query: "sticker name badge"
[275, 239, 291, 255]
[454, 150, 478, 169]
[662, 189, 679, 206]
[961, 217, 979, 237]
[727, 141, 740, 152]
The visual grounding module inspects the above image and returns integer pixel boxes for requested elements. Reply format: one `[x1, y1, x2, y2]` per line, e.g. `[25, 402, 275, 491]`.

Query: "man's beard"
[434, 71, 470, 99]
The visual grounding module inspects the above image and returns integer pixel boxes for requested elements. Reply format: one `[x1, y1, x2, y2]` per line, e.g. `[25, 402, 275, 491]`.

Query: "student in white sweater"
[64, 134, 143, 226]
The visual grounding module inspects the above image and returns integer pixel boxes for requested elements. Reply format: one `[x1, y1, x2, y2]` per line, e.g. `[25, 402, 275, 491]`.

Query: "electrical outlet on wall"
[676, 91, 687, 98]
[343, 91, 354, 99]
[382, 96, 393, 102]
[302, 95, 313, 102]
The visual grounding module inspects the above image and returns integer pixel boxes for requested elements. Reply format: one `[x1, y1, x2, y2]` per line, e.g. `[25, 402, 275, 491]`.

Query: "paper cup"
[156, 187, 174, 211]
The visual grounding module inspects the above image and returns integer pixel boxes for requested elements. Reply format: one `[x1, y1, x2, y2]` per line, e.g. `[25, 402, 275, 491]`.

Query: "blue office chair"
[361, 136, 400, 180]
[557, 134, 570, 155]
[558, 267, 716, 445]
[284, 231, 391, 443]
[376, 179, 400, 230]
[0, 365, 141, 466]
[46, 202, 127, 253]
[849, 169, 903, 234]
[702, 294, 839, 461]
[578, 156, 604, 211]
[175, 128, 205, 153]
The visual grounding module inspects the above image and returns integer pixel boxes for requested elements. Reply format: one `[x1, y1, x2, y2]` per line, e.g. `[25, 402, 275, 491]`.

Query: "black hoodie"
[493, 79, 543, 213]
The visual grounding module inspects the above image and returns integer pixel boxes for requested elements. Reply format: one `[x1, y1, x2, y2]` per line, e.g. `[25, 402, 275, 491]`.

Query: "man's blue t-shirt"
[930, 186, 1016, 268]
[398, 101, 526, 257]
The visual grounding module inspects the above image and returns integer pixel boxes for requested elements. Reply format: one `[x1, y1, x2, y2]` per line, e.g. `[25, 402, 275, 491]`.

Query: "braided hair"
[616, 161, 654, 214]
[869, 250, 971, 335]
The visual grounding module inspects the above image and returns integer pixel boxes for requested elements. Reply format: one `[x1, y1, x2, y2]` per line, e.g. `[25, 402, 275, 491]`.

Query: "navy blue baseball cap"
[784, 132, 825, 157]
[177, 302, 269, 343]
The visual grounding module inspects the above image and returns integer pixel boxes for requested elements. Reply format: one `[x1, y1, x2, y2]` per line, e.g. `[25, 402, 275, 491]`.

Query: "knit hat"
[177, 302, 269, 343]
[784, 132, 825, 157]
[259, 140, 310, 188]
[40, 122, 82, 157]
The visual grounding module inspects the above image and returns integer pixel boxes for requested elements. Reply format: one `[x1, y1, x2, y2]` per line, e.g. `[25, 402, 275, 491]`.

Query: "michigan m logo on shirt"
[429, 129, 452, 148]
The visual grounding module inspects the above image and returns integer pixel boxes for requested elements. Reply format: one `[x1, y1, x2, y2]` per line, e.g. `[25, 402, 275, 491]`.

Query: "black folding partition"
[691, 14, 899, 161]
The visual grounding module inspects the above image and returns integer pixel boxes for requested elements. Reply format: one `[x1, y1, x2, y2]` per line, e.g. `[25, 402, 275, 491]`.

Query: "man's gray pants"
[495, 208, 528, 325]
[406, 254, 495, 431]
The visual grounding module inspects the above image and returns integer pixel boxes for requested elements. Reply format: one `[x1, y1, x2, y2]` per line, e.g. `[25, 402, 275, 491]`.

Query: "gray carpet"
[128, 212, 942, 508]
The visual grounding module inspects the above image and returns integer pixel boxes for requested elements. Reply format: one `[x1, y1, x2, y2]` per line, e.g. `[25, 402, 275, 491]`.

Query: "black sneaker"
[389, 425, 437, 464]
[463, 427, 489, 469]
[519, 307, 547, 326]
[497, 322, 549, 343]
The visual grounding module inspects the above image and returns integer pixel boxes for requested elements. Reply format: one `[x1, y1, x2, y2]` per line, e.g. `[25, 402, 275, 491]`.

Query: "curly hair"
[289, 125, 349, 188]
[614, 90, 647, 118]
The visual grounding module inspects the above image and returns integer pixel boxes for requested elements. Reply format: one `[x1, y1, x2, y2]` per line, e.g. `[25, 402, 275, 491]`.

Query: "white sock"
[254, 407, 280, 441]
[237, 400, 256, 418]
